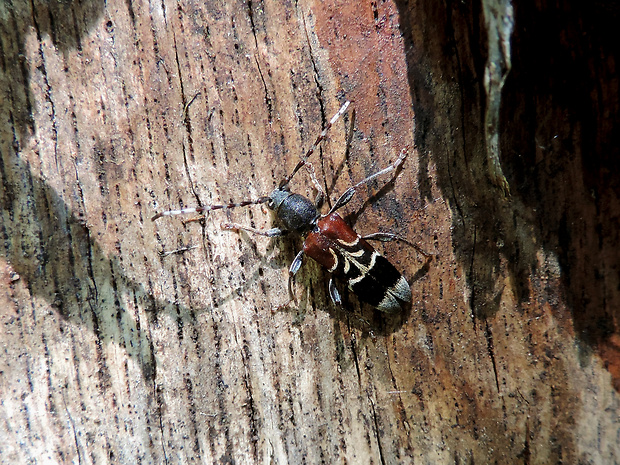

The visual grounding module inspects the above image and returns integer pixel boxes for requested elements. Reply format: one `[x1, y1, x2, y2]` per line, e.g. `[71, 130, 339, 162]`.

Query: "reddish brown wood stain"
[311, 1, 414, 150]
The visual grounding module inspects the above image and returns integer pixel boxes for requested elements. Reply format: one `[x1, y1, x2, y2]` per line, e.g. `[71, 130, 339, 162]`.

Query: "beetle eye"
[267, 199, 274, 209]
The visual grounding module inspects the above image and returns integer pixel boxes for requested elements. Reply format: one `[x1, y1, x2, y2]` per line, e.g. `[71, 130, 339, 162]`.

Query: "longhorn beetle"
[152, 101, 428, 312]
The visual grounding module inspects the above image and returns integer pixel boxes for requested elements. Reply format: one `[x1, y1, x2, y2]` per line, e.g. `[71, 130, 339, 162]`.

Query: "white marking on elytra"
[377, 292, 400, 312]
[390, 276, 411, 302]
[368, 251, 378, 270]
[336, 236, 360, 248]
[346, 248, 365, 258]
[348, 273, 365, 287]
[343, 257, 351, 274]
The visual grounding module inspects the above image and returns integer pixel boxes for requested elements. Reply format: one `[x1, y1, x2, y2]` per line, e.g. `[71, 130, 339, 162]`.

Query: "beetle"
[152, 101, 428, 312]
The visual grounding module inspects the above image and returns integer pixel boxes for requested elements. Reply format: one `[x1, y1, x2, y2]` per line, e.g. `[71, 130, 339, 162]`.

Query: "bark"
[1, 0, 618, 463]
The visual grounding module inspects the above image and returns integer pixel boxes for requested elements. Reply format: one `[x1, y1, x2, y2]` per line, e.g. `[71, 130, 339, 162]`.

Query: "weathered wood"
[1, 0, 618, 463]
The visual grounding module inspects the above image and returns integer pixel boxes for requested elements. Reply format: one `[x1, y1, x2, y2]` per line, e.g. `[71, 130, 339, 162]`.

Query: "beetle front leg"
[287, 250, 305, 302]
[221, 222, 287, 237]
[328, 278, 342, 306]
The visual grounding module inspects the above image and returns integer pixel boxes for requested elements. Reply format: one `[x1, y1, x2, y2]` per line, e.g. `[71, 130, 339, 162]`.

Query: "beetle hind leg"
[363, 232, 431, 259]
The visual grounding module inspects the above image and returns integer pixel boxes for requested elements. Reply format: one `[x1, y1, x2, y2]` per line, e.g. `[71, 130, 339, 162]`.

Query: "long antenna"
[278, 100, 351, 188]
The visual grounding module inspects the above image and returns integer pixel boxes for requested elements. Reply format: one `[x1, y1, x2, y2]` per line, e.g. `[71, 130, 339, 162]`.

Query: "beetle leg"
[304, 162, 326, 209]
[328, 278, 342, 306]
[182, 215, 207, 225]
[288, 250, 305, 301]
[327, 148, 408, 215]
[363, 232, 431, 258]
[221, 223, 287, 237]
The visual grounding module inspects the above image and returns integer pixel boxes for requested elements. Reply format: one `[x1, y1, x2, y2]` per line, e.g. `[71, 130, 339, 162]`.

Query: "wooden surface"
[1, 0, 619, 463]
